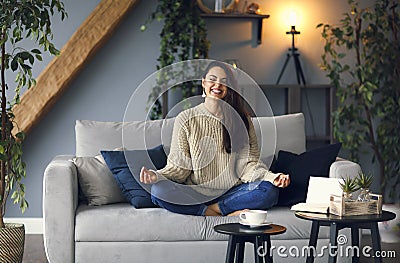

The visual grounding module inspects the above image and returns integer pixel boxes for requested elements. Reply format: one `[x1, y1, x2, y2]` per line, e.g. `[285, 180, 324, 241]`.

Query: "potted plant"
[355, 172, 374, 202]
[0, 1, 66, 262]
[141, 0, 210, 119]
[339, 176, 359, 202]
[317, 0, 400, 203]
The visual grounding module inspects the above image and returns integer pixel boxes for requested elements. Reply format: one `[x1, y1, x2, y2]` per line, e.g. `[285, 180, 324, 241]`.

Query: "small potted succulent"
[339, 177, 359, 202]
[355, 172, 374, 202]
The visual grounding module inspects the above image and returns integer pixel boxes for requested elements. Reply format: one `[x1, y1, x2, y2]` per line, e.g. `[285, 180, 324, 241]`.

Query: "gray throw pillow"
[73, 154, 127, 205]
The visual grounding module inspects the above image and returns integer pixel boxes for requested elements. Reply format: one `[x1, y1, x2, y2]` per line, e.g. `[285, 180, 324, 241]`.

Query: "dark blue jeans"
[151, 180, 279, 216]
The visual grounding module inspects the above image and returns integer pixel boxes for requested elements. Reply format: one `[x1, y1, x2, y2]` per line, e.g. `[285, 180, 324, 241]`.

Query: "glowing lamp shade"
[288, 11, 297, 27]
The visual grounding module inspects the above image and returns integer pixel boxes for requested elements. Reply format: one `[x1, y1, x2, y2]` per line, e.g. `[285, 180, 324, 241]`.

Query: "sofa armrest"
[43, 155, 78, 263]
[329, 157, 362, 180]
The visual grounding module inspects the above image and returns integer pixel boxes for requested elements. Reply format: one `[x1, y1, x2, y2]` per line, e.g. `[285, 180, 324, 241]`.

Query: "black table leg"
[328, 222, 338, 263]
[307, 221, 320, 263]
[370, 223, 383, 263]
[226, 235, 237, 263]
[254, 236, 263, 263]
[351, 227, 360, 263]
[236, 239, 245, 263]
[264, 235, 273, 263]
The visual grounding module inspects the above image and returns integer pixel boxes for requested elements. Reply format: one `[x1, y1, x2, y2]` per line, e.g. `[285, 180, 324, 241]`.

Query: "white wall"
[6, 0, 377, 217]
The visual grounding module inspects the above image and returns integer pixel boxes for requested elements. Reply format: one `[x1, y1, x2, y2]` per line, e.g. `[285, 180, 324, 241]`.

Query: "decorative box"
[329, 193, 383, 216]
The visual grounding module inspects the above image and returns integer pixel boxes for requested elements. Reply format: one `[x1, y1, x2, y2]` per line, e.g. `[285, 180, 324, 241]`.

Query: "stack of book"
[291, 177, 343, 214]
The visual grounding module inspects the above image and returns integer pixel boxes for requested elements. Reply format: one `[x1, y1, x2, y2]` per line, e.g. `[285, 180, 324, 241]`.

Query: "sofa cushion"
[273, 143, 342, 206]
[73, 155, 126, 206]
[204, 206, 330, 241]
[75, 113, 305, 158]
[253, 113, 306, 159]
[74, 204, 330, 242]
[75, 118, 176, 157]
[101, 145, 167, 208]
[75, 204, 206, 242]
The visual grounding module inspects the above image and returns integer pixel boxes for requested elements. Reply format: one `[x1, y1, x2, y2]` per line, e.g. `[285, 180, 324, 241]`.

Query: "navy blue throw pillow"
[272, 143, 341, 206]
[101, 145, 167, 208]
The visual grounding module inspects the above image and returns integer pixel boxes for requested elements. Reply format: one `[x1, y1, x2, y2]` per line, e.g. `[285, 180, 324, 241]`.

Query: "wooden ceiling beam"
[13, 0, 140, 135]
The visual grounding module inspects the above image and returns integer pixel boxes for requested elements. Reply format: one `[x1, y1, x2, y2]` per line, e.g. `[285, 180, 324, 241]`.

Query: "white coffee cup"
[239, 210, 268, 225]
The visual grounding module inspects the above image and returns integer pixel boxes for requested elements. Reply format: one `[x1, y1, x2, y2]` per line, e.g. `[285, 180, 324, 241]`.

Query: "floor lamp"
[276, 25, 317, 137]
[276, 26, 306, 85]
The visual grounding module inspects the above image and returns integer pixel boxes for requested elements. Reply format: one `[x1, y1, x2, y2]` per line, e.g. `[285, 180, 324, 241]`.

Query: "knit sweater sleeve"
[156, 113, 192, 183]
[238, 120, 280, 183]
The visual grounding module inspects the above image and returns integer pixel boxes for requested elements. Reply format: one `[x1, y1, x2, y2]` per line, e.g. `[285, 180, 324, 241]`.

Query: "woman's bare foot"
[204, 203, 222, 216]
[227, 209, 249, 216]
[204, 207, 221, 216]
[203, 204, 251, 217]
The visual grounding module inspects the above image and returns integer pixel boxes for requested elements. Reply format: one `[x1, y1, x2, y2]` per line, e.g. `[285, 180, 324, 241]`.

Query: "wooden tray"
[329, 193, 382, 216]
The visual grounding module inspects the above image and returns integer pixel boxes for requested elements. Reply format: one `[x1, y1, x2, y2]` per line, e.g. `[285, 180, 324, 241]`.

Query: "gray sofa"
[43, 113, 361, 263]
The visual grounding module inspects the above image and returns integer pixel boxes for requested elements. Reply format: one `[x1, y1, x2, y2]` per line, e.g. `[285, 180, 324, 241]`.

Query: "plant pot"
[357, 188, 371, 202]
[379, 204, 400, 243]
[0, 223, 25, 263]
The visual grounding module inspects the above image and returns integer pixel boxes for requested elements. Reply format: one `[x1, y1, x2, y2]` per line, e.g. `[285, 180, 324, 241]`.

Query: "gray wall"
[7, 0, 376, 217]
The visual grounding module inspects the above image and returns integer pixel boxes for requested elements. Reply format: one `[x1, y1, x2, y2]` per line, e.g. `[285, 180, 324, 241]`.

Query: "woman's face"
[202, 66, 228, 99]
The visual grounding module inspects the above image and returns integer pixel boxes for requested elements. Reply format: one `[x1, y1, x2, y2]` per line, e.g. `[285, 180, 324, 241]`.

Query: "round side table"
[214, 223, 286, 263]
[295, 210, 396, 263]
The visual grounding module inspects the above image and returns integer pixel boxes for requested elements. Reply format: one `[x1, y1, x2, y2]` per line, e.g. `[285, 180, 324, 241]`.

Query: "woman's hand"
[273, 173, 290, 188]
[140, 167, 158, 184]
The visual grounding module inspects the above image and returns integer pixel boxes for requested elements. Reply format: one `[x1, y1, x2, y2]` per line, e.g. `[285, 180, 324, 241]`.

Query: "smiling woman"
[202, 66, 228, 99]
[139, 60, 290, 217]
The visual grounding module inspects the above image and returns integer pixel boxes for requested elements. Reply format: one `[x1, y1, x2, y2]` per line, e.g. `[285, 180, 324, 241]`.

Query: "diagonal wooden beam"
[13, 0, 140, 135]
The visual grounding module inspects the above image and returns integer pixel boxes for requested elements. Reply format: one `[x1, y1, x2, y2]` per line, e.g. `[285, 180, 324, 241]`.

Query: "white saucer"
[239, 219, 272, 227]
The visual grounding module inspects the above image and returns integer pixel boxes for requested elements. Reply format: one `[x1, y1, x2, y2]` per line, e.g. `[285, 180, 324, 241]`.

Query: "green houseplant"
[355, 172, 374, 201]
[317, 0, 400, 202]
[339, 176, 359, 202]
[0, 1, 66, 261]
[142, 0, 210, 119]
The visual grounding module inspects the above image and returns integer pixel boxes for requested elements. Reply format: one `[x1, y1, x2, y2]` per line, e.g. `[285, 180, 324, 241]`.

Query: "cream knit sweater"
[156, 103, 279, 196]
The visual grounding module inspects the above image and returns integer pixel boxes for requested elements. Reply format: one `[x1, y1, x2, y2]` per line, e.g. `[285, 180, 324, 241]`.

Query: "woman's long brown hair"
[202, 61, 250, 153]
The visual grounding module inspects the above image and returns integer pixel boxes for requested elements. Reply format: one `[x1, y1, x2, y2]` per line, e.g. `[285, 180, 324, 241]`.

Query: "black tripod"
[276, 26, 317, 136]
[276, 26, 306, 85]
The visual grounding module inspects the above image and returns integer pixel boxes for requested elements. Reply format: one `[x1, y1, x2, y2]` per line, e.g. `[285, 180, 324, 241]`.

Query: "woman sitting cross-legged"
[140, 61, 290, 216]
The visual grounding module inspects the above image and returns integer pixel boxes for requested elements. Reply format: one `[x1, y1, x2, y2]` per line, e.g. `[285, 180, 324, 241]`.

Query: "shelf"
[260, 84, 334, 113]
[260, 84, 336, 146]
[200, 13, 270, 19]
[200, 13, 270, 44]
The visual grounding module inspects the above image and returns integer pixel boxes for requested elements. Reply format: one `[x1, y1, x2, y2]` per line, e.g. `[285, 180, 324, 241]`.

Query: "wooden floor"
[23, 234, 399, 263]
[23, 235, 47, 263]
